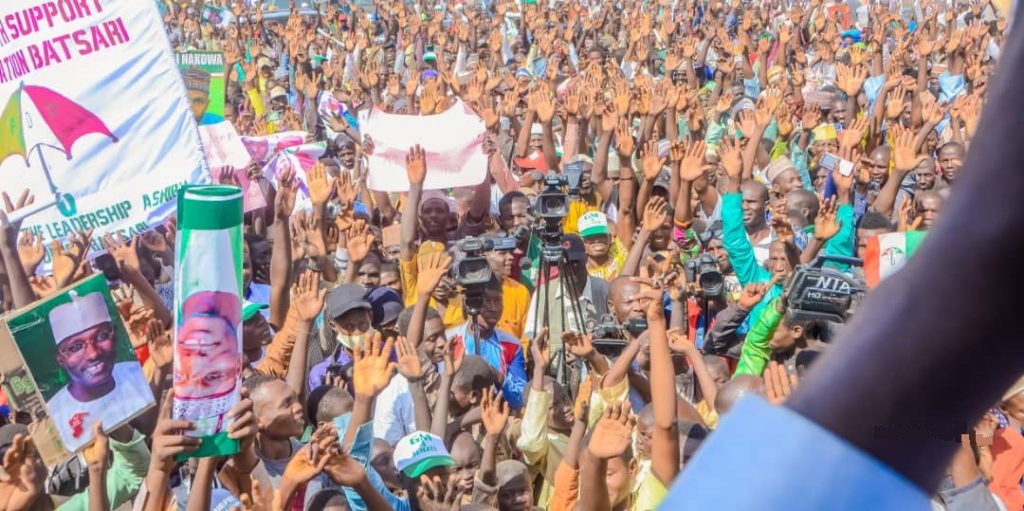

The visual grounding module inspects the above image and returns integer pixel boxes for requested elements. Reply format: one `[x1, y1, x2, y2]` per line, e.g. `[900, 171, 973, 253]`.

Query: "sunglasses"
[699, 228, 723, 245]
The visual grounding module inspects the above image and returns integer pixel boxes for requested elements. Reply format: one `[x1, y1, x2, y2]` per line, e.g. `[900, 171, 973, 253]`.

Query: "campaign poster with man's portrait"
[176, 51, 226, 125]
[6, 274, 154, 453]
[174, 185, 244, 458]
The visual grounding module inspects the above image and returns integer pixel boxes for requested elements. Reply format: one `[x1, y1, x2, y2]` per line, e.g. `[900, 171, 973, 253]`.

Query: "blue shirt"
[662, 396, 932, 510]
[446, 323, 528, 410]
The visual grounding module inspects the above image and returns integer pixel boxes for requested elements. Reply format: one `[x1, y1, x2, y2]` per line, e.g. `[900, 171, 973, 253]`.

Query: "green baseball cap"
[242, 300, 268, 322]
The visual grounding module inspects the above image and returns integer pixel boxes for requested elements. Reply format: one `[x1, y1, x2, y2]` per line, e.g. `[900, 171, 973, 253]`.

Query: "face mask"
[337, 327, 375, 350]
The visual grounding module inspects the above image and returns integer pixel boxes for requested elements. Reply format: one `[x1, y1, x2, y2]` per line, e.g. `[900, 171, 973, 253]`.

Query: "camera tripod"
[531, 234, 590, 388]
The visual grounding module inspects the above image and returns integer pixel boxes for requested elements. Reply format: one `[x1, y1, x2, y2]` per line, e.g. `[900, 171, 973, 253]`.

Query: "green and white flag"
[173, 185, 243, 458]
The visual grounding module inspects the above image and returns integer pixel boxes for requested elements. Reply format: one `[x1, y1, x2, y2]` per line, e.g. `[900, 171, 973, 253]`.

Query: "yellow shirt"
[696, 399, 720, 429]
[402, 243, 530, 332]
[587, 237, 627, 281]
[499, 277, 530, 339]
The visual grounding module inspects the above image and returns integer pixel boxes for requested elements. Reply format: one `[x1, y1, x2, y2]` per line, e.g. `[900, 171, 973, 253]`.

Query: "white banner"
[0, 0, 208, 256]
[199, 121, 250, 170]
[363, 99, 488, 192]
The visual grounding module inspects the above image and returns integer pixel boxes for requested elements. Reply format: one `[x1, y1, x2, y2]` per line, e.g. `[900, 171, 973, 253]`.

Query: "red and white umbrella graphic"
[0, 83, 118, 217]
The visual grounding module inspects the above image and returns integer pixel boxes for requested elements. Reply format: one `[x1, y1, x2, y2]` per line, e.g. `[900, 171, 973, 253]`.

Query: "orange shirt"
[990, 427, 1024, 511]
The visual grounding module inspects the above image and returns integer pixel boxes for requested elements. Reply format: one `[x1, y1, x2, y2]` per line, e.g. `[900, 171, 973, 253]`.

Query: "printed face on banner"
[173, 215, 244, 442]
[0, 1, 207, 261]
[6, 275, 154, 453]
[175, 291, 242, 399]
[177, 51, 226, 126]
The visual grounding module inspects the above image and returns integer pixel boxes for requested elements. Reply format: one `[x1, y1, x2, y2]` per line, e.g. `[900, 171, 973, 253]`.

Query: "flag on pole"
[863, 231, 926, 287]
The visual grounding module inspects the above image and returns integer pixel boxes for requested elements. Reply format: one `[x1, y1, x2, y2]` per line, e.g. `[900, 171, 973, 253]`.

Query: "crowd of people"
[0, 0, 1022, 509]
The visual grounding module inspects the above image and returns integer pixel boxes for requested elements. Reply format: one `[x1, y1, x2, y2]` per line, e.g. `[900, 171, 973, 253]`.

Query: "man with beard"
[47, 291, 154, 452]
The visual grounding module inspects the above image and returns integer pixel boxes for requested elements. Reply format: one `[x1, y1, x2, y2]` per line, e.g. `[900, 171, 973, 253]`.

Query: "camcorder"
[534, 172, 572, 261]
[685, 253, 725, 298]
[452, 235, 513, 314]
[589, 314, 649, 357]
[785, 255, 866, 323]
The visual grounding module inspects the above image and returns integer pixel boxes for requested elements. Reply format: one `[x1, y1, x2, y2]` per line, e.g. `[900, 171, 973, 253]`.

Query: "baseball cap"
[242, 300, 268, 322]
[653, 168, 672, 191]
[577, 211, 610, 238]
[366, 287, 403, 328]
[270, 86, 288, 100]
[326, 284, 372, 320]
[513, 150, 549, 172]
[394, 431, 455, 478]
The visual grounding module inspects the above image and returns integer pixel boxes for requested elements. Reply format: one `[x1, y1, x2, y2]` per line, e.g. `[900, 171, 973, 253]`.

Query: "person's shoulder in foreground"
[662, 396, 932, 510]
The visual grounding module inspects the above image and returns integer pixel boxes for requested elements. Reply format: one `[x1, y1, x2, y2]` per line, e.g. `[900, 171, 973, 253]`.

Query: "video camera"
[785, 255, 866, 323]
[452, 235, 515, 314]
[684, 253, 725, 298]
[589, 314, 649, 357]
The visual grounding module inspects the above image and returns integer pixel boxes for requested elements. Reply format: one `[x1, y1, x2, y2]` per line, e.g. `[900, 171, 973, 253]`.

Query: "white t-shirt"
[47, 362, 154, 452]
[372, 374, 415, 445]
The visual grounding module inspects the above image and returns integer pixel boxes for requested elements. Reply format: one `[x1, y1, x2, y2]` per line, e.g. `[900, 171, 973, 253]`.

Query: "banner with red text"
[363, 99, 488, 192]
[0, 0, 208, 262]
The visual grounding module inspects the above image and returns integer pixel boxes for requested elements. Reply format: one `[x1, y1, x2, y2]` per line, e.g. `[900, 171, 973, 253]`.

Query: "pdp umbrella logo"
[0, 83, 119, 217]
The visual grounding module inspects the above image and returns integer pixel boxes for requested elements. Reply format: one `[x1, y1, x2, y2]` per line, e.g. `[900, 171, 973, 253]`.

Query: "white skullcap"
[49, 291, 111, 346]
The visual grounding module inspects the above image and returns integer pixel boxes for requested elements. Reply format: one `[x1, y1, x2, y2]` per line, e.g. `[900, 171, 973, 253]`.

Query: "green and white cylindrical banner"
[173, 185, 244, 458]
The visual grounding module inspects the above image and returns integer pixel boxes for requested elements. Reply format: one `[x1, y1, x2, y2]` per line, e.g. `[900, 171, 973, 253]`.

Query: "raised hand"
[150, 393, 200, 474]
[346, 219, 376, 264]
[352, 332, 397, 398]
[814, 196, 843, 241]
[737, 280, 772, 311]
[274, 167, 298, 221]
[52, 239, 85, 288]
[307, 163, 333, 207]
[890, 125, 928, 172]
[642, 196, 669, 232]
[530, 326, 551, 368]
[588, 402, 635, 459]
[764, 360, 798, 405]
[614, 118, 635, 158]
[801, 104, 821, 128]
[103, 233, 140, 274]
[666, 327, 698, 355]
[640, 139, 665, 181]
[406, 145, 428, 185]
[417, 474, 463, 511]
[562, 330, 595, 359]
[719, 137, 742, 180]
[443, 340, 464, 376]
[481, 390, 510, 436]
[2, 189, 35, 232]
[0, 434, 46, 510]
[898, 198, 923, 232]
[292, 270, 327, 321]
[574, 375, 593, 422]
[16, 231, 44, 275]
[283, 436, 333, 486]
[416, 251, 453, 297]
[395, 336, 424, 382]
[146, 319, 174, 369]
[678, 140, 713, 182]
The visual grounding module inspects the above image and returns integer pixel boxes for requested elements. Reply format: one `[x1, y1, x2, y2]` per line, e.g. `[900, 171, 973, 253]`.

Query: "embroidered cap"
[578, 211, 610, 238]
[393, 431, 454, 478]
[49, 292, 111, 346]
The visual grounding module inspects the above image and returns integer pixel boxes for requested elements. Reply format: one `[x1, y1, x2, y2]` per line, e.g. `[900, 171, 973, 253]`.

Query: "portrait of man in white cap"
[182, 65, 222, 125]
[45, 291, 153, 452]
